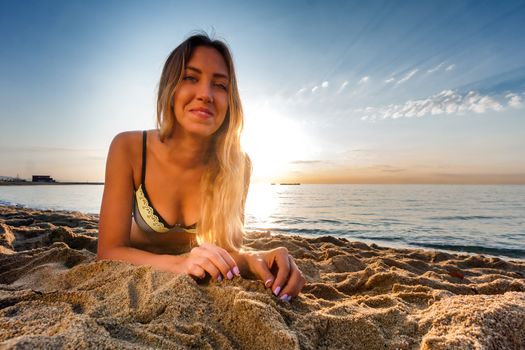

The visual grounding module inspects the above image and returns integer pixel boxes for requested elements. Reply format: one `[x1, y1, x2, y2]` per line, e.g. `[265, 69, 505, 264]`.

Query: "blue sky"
[1, 0, 524, 183]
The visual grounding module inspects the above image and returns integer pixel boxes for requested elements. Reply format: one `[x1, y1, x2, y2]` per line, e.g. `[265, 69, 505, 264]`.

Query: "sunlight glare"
[241, 102, 314, 182]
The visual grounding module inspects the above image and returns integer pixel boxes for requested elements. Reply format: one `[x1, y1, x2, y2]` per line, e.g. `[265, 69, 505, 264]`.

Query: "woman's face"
[173, 46, 230, 138]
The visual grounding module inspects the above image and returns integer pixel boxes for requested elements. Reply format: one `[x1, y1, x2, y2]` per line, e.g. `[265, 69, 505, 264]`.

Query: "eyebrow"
[186, 66, 229, 80]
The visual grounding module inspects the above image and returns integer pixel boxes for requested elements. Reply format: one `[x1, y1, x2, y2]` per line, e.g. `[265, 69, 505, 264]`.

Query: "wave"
[428, 215, 509, 221]
[272, 227, 346, 236]
[408, 242, 525, 259]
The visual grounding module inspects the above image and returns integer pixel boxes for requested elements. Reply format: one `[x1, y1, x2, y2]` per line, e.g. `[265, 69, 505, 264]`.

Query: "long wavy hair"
[156, 33, 251, 251]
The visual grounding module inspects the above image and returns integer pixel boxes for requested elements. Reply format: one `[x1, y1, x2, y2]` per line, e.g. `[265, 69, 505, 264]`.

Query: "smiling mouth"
[190, 110, 214, 119]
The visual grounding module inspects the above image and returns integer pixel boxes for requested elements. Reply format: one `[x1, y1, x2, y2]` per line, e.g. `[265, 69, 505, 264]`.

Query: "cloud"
[506, 93, 523, 108]
[396, 69, 419, 85]
[289, 160, 324, 164]
[360, 89, 504, 120]
[296, 87, 307, 95]
[0, 146, 104, 154]
[358, 76, 369, 84]
[321, 81, 329, 88]
[337, 81, 349, 94]
[445, 64, 456, 71]
[427, 62, 445, 73]
[384, 77, 395, 84]
[311, 86, 319, 93]
[371, 165, 406, 173]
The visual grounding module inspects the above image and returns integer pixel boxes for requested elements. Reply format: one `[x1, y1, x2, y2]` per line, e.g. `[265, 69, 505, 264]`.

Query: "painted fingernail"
[227, 270, 233, 280]
[286, 295, 292, 302]
[233, 266, 240, 276]
[217, 275, 222, 282]
[280, 294, 289, 301]
[265, 278, 273, 288]
[273, 286, 281, 296]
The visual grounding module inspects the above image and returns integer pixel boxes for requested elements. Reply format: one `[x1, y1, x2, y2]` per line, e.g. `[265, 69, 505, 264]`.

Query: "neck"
[160, 129, 212, 169]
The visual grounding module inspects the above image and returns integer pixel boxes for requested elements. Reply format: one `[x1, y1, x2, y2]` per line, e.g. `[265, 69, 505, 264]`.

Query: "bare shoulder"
[110, 130, 142, 149]
[108, 130, 144, 160]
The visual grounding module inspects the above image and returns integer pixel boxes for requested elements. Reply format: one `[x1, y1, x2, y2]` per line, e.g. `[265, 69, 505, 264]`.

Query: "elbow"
[96, 245, 114, 261]
[96, 244, 128, 261]
[96, 250, 108, 261]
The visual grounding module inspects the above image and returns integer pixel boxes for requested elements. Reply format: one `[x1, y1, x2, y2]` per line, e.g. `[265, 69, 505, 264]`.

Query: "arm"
[96, 132, 186, 273]
[99, 245, 187, 273]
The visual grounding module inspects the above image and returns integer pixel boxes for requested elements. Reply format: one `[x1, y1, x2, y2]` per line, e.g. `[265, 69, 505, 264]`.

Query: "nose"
[196, 81, 214, 103]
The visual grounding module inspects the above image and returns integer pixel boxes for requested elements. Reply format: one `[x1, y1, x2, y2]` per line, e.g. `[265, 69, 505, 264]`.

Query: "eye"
[215, 83, 228, 91]
[183, 76, 197, 82]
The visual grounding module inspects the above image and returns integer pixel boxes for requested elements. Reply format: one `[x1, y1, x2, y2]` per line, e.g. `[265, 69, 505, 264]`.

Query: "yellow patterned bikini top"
[132, 131, 198, 234]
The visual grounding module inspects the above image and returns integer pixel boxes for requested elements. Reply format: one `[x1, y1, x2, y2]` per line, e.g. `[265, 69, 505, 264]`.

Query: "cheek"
[173, 92, 187, 115]
[218, 95, 229, 113]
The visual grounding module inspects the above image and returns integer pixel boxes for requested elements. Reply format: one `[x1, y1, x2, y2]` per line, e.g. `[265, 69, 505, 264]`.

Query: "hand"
[182, 243, 241, 281]
[245, 247, 306, 302]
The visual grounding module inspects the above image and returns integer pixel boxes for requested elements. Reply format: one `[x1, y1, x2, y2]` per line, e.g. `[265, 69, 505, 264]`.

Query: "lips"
[189, 107, 214, 119]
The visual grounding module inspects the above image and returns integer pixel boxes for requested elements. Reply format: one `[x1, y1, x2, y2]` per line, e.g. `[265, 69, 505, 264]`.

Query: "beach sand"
[1, 204, 524, 349]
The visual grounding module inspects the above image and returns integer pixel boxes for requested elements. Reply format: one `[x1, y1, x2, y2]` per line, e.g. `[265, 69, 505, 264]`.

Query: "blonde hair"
[156, 33, 252, 251]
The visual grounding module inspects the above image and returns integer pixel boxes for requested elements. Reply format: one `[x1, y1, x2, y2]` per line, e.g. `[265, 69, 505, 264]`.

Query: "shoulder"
[109, 130, 146, 155]
[110, 130, 143, 148]
[107, 130, 146, 166]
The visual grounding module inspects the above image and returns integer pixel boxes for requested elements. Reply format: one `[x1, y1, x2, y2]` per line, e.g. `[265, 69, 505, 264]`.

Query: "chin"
[186, 126, 216, 138]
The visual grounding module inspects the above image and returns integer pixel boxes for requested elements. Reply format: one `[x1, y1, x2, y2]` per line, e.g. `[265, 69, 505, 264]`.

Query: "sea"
[1, 184, 524, 260]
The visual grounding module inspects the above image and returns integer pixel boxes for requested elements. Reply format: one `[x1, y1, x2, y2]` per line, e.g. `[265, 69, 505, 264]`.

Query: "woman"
[97, 33, 305, 302]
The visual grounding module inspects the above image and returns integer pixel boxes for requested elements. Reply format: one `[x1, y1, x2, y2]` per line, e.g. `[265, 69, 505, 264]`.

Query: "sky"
[1, 0, 524, 184]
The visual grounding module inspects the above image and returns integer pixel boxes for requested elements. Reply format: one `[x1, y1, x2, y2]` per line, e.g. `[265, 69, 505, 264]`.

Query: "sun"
[241, 102, 315, 183]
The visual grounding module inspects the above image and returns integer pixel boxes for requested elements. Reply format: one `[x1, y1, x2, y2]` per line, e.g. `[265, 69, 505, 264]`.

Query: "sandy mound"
[1, 204, 524, 349]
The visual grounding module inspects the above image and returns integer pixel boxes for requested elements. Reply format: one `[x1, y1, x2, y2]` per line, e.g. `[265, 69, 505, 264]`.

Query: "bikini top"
[132, 131, 198, 234]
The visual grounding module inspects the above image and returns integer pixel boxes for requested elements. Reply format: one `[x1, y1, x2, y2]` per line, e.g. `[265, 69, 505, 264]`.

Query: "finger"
[190, 246, 222, 281]
[270, 248, 291, 297]
[248, 252, 275, 288]
[199, 244, 235, 280]
[191, 255, 221, 281]
[186, 263, 206, 279]
[203, 243, 240, 277]
[278, 256, 306, 302]
[217, 248, 241, 277]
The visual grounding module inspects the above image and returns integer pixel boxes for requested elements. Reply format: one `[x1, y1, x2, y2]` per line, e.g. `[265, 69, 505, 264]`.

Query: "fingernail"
[233, 266, 240, 276]
[217, 275, 222, 282]
[280, 294, 289, 301]
[286, 295, 292, 302]
[273, 286, 281, 296]
[227, 270, 233, 280]
[264, 278, 273, 288]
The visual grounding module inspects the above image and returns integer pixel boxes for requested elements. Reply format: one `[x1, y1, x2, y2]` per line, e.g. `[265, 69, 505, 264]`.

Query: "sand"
[0, 204, 524, 350]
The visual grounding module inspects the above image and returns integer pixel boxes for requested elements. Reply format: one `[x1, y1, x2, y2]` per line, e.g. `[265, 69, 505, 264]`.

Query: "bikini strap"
[141, 130, 147, 185]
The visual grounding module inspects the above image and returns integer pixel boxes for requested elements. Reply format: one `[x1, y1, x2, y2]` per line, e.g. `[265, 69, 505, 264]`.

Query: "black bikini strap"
[141, 130, 147, 185]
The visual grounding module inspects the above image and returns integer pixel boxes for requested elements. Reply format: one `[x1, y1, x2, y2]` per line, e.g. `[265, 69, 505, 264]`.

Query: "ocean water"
[1, 184, 524, 259]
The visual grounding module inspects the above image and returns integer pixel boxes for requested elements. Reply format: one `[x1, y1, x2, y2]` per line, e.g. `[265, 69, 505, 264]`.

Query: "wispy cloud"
[396, 69, 419, 85]
[311, 86, 319, 93]
[0, 146, 104, 154]
[289, 160, 324, 164]
[427, 62, 445, 73]
[360, 89, 505, 120]
[506, 92, 523, 108]
[358, 76, 369, 84]
[371, 165, 407, 173]
[445, 64, 456, 71]
[385, 77, 395, 84]
[337, 81, 349, 94]
[321, 81, 329, 88]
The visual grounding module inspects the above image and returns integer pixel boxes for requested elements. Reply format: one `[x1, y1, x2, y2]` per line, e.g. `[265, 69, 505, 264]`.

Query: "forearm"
[97, 245, 187, 274]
